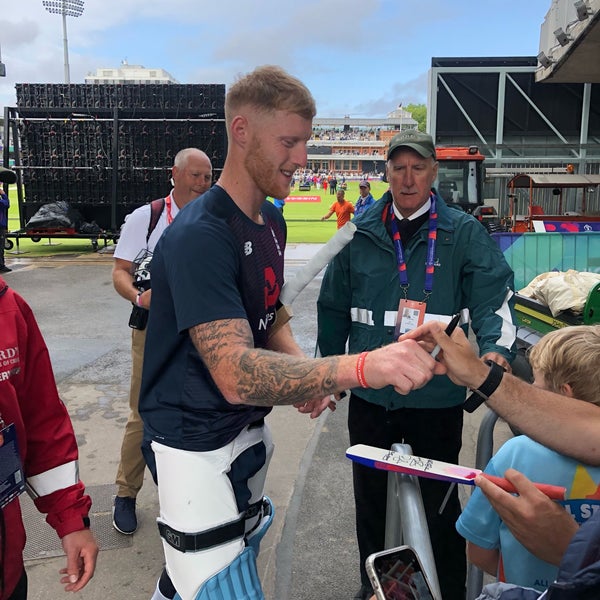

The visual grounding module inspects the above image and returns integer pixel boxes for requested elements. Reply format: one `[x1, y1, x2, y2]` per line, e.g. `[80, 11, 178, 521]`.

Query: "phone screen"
[370, 546, 434, 600]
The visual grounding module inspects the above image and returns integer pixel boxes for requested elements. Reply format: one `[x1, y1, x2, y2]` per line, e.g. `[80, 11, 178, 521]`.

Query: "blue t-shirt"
[0, 192, 9, 228]
[139, 185, 286, 452]
[355, 192, 374, 217]
[456, 435, 600, 592]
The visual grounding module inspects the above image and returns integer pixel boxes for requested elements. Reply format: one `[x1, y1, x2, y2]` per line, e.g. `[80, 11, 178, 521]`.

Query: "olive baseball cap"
[387, 130, 436, 160]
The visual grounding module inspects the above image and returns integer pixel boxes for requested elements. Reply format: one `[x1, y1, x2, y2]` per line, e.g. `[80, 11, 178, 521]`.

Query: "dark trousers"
[0, 226, 6, 266]
[349, 394, 466, 600]
[7, 569, 27, 600]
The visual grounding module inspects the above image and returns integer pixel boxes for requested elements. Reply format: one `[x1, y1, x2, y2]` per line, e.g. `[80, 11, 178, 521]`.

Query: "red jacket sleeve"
[12, 291, 91, 538]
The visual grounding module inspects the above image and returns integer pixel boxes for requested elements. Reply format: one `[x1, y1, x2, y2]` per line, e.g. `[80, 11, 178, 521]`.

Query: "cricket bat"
[346, 444, 566, 500]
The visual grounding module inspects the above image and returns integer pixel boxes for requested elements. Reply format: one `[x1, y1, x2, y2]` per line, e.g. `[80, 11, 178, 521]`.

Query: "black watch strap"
[463, 359, 505, 413]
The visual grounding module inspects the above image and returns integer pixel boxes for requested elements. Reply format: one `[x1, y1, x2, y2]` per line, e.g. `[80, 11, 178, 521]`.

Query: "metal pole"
[62, 7, 70, 84]
[42, 0, 84, 84]
[111, 106, 119, 231]
[465, 409, 501, 600]
[0, 38, 6, 77]
[385, 443, 442, 600]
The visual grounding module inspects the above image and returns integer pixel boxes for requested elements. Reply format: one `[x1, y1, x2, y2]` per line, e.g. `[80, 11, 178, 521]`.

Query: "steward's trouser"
[349, 394, 466, 600]
[115, 327, 147, 498]
[152, 421, 274, 600]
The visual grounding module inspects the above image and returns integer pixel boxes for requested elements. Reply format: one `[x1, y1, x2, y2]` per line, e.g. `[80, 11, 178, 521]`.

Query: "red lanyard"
[165, 193, 174, 225]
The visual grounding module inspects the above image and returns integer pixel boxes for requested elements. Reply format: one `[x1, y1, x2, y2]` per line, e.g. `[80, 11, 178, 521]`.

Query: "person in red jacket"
[0, 276, 98, 600]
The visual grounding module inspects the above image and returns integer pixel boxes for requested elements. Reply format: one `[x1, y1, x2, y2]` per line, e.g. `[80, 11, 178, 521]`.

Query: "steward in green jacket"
[317, 190, 516, 409]
[316, 127, 516, 600]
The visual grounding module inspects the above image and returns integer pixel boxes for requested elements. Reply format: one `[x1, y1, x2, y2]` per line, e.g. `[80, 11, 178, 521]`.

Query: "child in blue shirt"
[456, 325, 600, 592]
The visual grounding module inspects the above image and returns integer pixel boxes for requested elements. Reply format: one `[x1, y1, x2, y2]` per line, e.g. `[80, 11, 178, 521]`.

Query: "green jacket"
[317, 191, 516, 409]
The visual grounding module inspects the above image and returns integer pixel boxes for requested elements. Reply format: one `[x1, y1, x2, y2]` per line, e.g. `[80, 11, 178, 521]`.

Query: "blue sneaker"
[113, 496, 137, 534]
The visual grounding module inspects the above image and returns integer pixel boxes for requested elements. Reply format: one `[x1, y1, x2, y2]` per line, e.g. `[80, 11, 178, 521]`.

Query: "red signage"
[285, 195, 321, 202]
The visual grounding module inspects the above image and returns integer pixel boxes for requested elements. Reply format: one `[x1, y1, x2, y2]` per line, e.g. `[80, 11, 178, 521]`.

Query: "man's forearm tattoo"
[191, 319, 339, 406]
[237, 349, 338, 406]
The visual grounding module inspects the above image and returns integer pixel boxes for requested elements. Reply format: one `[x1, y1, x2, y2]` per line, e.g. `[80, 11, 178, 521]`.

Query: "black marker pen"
[430, 313, 461, 359]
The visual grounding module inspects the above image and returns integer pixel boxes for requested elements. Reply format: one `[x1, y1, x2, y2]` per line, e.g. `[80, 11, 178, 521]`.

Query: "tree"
[405, 103, 427, 132]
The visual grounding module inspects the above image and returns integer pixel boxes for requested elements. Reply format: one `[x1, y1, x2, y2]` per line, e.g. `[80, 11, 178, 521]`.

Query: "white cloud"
[0, 0, 550, 116]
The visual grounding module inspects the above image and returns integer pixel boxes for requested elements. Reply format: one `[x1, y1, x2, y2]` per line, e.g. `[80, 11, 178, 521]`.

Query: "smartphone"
[366, 545, 436, 600]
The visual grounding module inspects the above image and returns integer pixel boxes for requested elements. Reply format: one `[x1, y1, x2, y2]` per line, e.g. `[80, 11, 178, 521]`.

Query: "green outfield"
[3, 179, 388, 256]
[279, 179, 388, 243]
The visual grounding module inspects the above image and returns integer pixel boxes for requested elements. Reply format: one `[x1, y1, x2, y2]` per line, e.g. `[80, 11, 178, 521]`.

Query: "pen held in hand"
[430, 313, 461, 359]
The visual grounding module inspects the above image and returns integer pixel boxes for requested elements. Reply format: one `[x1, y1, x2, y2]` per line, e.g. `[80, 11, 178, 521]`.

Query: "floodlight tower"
[42, 0, 85, 84]
[0, 40, 6, 77]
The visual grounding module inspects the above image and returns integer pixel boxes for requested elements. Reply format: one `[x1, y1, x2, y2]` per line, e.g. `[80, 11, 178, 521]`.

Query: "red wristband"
[356, 351, 369, 388]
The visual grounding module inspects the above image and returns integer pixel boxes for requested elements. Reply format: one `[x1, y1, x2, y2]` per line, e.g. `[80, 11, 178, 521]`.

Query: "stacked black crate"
[15, 83, 226, 232]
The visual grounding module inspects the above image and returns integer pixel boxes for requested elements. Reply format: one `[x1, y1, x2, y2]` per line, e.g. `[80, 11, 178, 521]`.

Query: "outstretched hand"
[475, 468, 578, 566]
[401, 321, 487, 389]
[294, 392, 344, 419]
[365, 337, 446, 394]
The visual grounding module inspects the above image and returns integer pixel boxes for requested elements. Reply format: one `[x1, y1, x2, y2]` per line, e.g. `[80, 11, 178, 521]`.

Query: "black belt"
[157, 498, 267, 553]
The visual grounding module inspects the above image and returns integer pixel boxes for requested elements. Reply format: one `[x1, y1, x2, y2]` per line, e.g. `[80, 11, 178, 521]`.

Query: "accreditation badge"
[0, 423, 26, 509]
[394, 299, 426, 338]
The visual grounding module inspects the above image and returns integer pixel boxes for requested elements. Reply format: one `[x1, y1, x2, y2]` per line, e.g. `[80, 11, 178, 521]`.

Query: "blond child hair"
[528, 324, 600, 405]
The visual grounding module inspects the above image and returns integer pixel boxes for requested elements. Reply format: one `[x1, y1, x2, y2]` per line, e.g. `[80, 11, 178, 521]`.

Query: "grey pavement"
[4, 244, 511, 600]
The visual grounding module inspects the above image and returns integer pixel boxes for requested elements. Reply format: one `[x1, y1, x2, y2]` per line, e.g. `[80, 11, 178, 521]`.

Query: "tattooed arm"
[189, 317, 444, 407]
[267, 320, 339, 417]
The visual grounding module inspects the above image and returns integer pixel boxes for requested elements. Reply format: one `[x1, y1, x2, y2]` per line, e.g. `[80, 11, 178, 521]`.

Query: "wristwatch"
[463, 359, 505, 413]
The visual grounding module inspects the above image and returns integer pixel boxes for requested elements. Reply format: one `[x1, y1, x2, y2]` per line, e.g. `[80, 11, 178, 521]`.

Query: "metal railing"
[384, 411, 501, 600]
[466, 409, 501, 600]
[384, 442, 443, 600]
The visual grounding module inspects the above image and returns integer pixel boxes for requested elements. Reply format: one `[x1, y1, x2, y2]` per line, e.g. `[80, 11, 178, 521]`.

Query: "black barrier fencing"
[2, 83, 227, 238]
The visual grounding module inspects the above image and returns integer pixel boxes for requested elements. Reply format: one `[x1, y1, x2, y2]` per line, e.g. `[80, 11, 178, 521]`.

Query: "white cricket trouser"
[152, 422, 274, 600]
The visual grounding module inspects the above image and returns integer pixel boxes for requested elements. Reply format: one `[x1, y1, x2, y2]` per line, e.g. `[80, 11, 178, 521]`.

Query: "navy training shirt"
[139, 186, 287, 451]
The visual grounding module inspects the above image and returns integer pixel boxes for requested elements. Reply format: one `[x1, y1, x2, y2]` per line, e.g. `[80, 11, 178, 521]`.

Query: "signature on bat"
[381, 451, 435, 472]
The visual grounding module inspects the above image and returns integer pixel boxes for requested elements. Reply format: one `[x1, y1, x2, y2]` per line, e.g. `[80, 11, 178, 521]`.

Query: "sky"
[0, 0, 553, 118]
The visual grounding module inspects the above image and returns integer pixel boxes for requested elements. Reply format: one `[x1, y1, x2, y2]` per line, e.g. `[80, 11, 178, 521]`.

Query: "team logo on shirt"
[563, 464, 600, 523]
[264, 266, 279, 309]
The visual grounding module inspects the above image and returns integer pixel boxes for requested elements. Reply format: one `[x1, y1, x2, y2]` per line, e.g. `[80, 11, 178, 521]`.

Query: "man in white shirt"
[111, 147, 212, 537]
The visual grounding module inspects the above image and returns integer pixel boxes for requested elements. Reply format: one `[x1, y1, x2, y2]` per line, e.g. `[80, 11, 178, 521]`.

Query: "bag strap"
[146, 198, 166, 243]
